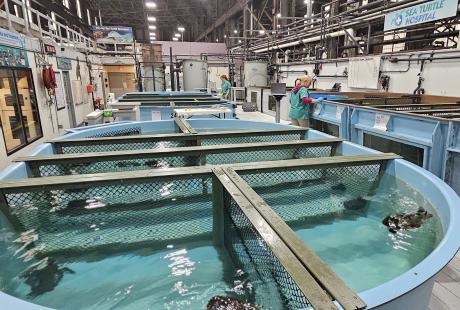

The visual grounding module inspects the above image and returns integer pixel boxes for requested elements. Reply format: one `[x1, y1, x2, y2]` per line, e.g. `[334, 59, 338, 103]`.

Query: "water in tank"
[244, 61, 268, 87]
[182, 60, 208, 91]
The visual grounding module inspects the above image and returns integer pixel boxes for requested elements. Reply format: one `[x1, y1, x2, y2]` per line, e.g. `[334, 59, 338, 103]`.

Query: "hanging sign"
[57, 57, 72, 70]
[374, 114, 391, 131]
[384, 0, 459, 31]
[0, 28, 25, 48]
[336, 106, 345, 120]
[92, 26, 134, 44]
[54, 72, 66, 110]
[44, 44, 56, 55]
[0, 45, 28, 67]
[313, 103, 323, 116]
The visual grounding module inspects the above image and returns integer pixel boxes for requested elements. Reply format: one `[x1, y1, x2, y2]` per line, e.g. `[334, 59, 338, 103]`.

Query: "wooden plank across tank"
[17, 139, 342, 177]
[213, 168, 345, 310]
[0, 154, 400, 193]
[219, 167, 367, 310]
[408, 108, 460, 115]
[48, 128, 309, 152]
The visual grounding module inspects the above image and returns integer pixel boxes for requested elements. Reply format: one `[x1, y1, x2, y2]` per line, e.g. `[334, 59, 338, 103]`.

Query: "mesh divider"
[60, 140, 186, 154]
[239, 164, 381, 224]
[87, 127, 142, 138]
[5, 177, 212, 255]
[223, 190, 312, 310]
[201, 133, 304, 146]
[32, 144, 334, 177]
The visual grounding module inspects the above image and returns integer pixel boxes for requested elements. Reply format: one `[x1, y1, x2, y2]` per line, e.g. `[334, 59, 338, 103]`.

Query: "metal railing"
[1, 0, 94, 49]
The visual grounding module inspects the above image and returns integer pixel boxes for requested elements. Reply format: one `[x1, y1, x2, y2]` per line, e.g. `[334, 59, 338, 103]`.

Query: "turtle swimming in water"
[21, 257, 74, 297]
[206, 296, 259, 310]
[343, 197, 369, 211]
[382, 207, 433, 234]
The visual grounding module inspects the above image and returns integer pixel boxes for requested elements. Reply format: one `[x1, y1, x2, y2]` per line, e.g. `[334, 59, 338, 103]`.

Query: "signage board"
[0, 45, 28, 67]
[92, 26, 134, 44]
[374, 114, 391, 131]
[44, 44, 56, 55]
[384, 0, 458, 31]
[57, 57, 72, 70]
[0, 28, 25, 48]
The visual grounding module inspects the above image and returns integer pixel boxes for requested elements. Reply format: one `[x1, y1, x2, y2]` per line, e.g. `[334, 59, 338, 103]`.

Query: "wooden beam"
[222, 168, 367, 310]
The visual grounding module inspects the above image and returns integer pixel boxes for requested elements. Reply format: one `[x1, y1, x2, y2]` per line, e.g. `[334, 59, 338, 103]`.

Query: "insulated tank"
[182, 60, 208, 91]
[244, 61, 268, 87]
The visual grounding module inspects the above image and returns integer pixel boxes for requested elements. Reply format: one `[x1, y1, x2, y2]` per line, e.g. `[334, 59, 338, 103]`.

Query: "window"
[0, 69, 43, 155]
[86, 9, 91, 25]
[363, 133, 424, 167]
[310, 119, 340, 137]
[269, 95, 276, 111]
[251, 92, 257, 104]
[76, 0, 82, 19]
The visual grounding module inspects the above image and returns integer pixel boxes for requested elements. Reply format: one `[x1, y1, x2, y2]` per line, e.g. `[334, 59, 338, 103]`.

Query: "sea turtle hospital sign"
[384, 0, 459, 31]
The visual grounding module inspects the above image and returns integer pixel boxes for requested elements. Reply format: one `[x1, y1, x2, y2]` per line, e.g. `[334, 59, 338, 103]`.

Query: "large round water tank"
[244, 61, 268, 87]
[183, 60, 208, 91]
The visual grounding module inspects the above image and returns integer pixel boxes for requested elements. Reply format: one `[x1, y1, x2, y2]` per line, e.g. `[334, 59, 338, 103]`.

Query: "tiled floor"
[235, 107, 460, 310]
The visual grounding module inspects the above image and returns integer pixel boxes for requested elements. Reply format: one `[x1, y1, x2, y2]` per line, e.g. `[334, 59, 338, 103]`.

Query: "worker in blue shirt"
[220, 75, 232, 99]
[289, 75, 323, 127]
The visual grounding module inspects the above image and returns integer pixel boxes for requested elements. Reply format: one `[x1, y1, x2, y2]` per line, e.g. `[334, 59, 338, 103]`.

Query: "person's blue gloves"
[316, 97, 325, 104]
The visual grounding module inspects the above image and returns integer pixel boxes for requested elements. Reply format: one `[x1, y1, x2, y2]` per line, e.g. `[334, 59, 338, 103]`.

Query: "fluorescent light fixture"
[147, 16, 156, 22]
[174, 33, 181, 37]
[233, 29, 238, 34]
[145, 2, 156, 9]
[149, 25, 156, 30]
[178, 26, 185, 32]
[238, 40, 242, 43]
[172, 37, 179, 41]
[259, 30, 265, 35]
[149, 32, 156, 36]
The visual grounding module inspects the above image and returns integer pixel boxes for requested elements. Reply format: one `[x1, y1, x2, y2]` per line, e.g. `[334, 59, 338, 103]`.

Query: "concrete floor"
[235, 107, 460, 310]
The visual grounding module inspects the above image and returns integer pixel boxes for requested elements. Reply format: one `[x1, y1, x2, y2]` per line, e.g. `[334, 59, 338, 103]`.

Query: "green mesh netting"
[5, 177, 212, 255]
[223, 191, 312, 310]
[33, 144, 332, 177]
[239, 164, 381, 226]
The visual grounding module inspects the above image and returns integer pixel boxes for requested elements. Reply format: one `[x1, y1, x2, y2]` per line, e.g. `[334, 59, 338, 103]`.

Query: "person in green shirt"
[220, 75, 232, 99]
[289, 75, 323, 127]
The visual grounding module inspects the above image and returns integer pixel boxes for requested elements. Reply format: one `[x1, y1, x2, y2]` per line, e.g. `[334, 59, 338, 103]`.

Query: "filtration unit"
[182, 60, 208, 91]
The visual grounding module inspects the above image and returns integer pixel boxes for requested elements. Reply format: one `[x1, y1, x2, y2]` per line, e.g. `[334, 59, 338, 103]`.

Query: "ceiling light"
[172, 37, 179, 41]
[149, 32, 156, 36]
[233, 29, 238, 34]
[147, 16, 156, 22]
[145, 2, 156, 9]
[178, 26, 185, 32]
[238, 40, 242, 43]
[224, 35, 227, 38]
[216, 38, 219, 42]
[174, 33, 181, 37]
[276, 13, 281, 18]
[259, 30, 265, 35]
[149, 25, 156, 30]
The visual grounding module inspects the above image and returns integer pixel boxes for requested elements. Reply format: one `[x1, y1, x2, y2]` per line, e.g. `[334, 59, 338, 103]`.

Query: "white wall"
[278, 49, 460, 97]
[0, 35, 101, 170]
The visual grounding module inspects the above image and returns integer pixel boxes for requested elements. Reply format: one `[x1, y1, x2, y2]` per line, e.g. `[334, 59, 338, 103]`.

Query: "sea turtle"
[206, 296, 259, 310]
[382, 207, 433, 234]
[21, 257, 74, 297]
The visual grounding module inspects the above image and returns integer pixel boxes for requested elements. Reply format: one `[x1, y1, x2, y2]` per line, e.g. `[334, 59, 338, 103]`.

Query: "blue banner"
[0, 28, 26, 48]
[384, 0, 459, 31]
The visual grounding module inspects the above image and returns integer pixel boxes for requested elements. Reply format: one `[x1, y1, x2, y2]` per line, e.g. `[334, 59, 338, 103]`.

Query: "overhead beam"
[195, 0, 251, 42]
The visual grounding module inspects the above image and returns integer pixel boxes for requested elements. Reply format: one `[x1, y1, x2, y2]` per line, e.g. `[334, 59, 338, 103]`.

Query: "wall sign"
[384, 0, 458, 31]
[44, 44, 56, 55]
[54, 72, 66, 110]
[57, 57, 72, 70]
[92, 26, 134, 44]
[0, 45, 28, 67]
[374, 114, 391, 131]
[0, 28, 25, 48]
